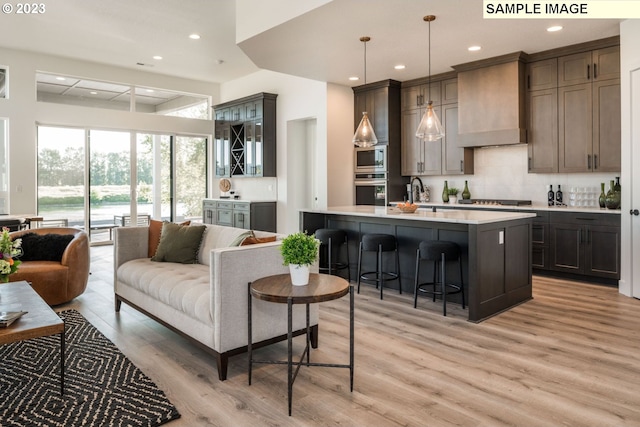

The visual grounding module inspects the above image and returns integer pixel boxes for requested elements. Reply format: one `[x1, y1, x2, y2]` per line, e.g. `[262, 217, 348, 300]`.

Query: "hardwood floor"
[55, 245, 640, 426]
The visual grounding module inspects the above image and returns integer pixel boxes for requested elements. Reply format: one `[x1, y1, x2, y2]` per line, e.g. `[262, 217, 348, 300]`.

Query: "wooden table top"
[0, 281, 64, 345]
[251, 273, 349, 304]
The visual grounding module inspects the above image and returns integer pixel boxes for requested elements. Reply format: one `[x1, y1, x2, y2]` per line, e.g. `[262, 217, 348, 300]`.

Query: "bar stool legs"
[356, 234, 401, 300]
[315, 229, 350, 282]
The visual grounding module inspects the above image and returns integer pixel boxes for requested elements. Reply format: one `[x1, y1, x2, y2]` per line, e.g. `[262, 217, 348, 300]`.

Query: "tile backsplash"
[414, 144, 620, 206]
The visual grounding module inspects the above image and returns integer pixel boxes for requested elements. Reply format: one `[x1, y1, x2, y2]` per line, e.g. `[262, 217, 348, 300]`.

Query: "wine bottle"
[548, 185, 555, 206]
[556, 185, 563, 206]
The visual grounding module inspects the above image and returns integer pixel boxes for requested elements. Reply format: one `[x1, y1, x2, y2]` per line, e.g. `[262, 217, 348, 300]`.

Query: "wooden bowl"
[397, 204, 418, 213]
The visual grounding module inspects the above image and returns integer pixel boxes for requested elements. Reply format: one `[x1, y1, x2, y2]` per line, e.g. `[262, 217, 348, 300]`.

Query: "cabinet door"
[593, 46, 620, 81]
[244, 99, 262, 120]
[215, 108, 230, 122]
[230, 123, 246, 176]
[244, 120, 263, 176]
[442, 104, 472, 175]
[558, 83, 592, 172]
[401, 109, 424, 176]
[371, 87, 390, 143]
[549, 222, 584, 273]
[214, 124, 230, 177]
[233, 211, 250, 229]
[527, 88, 558, 173]
[527, 58, 557, 91]
[401, 85, 423, 111]
[421, 104, 443, 175]
[441, 79, 457, 105]
[558, 51, 592, 87]
[585, 224, 620, 278]
[216, 209, 233, 226]
[592, 79, 621, 172]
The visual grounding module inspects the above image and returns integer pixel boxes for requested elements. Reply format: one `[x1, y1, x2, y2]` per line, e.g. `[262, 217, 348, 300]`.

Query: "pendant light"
[353, 36, 378, 147]
[415, 15, 445, 141]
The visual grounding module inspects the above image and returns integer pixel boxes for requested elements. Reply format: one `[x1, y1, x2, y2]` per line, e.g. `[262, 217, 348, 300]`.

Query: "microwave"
[354, 145, 387, 173]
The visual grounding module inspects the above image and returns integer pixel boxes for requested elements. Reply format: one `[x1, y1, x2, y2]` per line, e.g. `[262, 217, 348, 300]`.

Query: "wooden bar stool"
[315, 228, 350, 282]
[414, 240, 465, 316]
[357, 233, 401, 300]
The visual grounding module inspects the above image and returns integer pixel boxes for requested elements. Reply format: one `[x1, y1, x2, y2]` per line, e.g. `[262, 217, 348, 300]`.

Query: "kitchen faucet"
[409, 176, 425, 204]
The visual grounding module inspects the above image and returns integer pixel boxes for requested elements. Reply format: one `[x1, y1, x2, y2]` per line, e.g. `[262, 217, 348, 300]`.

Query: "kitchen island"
[300, 206, 536, 322]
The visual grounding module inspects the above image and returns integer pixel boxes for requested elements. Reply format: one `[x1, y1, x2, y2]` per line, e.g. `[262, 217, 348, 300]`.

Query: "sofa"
[114, 222, 319, 381]
[10, 227, 90, 305]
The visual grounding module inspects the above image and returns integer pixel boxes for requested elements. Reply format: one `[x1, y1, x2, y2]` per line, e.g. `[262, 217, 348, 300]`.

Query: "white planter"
[449, 195, 458, 204]
[289, 264, 310, 286]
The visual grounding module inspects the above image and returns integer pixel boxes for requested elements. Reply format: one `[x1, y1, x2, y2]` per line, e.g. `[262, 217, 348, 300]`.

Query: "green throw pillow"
[151, 222, 206, 264]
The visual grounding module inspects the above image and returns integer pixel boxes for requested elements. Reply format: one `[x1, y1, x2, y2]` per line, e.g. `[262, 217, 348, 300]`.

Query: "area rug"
[0, 309, 180, 427]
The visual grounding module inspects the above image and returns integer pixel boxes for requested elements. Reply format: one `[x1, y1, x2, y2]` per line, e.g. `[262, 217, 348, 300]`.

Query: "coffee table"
[248, 273, 354, 416]
[0, 281, 65, 394]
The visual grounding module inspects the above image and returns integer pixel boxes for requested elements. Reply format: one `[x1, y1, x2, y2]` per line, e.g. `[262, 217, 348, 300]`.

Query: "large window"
[0, 118, 8, 213]
[37, 126, 207, 245]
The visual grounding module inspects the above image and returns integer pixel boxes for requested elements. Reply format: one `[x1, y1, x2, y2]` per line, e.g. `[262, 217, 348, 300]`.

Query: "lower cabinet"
[202, 200, 277, 233]
[547, 212, 620, 281]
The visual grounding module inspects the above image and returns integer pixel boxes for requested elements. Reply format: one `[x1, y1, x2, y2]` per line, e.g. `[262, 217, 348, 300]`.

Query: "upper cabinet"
[400, 75, 473, 176]
[353, 80, 401, 145]
[454, 52, 528, 147]
[213, 93, 277, 178]
[557, 46, 620, 87]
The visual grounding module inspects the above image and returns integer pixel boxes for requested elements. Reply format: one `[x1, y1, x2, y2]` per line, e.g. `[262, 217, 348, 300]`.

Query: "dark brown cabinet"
[557, 46, 620, 87]
[547, 212, 620, 281]
[400, 76, 473, 176]
[353, 80, 400, 145]
[202, 199, 277, 233]
[529, 211, 550, 270]
[527, 59, 558, 173]
[213, 93, 277, 178]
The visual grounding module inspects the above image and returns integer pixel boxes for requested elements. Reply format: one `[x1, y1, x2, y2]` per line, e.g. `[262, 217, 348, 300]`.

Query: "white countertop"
[205, 198, 277, 203]
[303, 206, 536, 225]
[390, 201, 622, 214]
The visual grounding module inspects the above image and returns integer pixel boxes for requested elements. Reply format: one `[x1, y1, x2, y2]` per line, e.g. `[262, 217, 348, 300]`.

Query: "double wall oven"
[354, 146, 388, 206]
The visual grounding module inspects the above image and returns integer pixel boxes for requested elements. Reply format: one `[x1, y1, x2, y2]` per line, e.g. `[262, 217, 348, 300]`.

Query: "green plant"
[280, 231, 319, 266]
[447, 187, 459, 196]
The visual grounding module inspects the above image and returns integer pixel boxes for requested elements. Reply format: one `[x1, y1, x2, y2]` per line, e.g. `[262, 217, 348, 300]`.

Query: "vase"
[598, 183, 606, 208]
[442, 181, 449, 203]
[605, 180, 621, 210]
[462, 181, 471, 200]
[289, 264, 310, 286]
[614, 176, 621, 192]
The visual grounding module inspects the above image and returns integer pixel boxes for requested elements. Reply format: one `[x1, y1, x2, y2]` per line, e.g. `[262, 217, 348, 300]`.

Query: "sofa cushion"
[151, 222, 206, 264]
[17, 233, 73, 262]
[197, 224, 253, 266]
[148, 219, 191, 258]
[117, 259, 211, 324]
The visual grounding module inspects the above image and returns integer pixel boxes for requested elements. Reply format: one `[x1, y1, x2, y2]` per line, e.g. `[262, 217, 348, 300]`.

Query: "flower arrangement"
[280, 231, 319, 267]
[0, 227, 22, 283]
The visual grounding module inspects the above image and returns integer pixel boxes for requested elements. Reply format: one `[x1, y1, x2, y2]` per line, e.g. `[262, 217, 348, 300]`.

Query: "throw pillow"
[240, 231, 277, 246]
[151, 222, 206, 264]
[148, 219, 191, 258]
[17, 233, 74, 262]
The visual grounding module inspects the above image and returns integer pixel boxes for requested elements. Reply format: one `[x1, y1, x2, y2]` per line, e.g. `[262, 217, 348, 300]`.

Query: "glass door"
[137, 133, 171, 221]
[174, 136, 207, 222]
[88, 130, 131, 244]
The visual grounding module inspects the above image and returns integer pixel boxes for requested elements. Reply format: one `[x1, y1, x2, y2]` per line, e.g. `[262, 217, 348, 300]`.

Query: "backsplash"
[414, 144, 620, 206]
[212, 177, 278, 201]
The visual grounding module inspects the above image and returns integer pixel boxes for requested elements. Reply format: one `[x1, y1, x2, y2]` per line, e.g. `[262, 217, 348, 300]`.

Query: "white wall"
[219, 69, 352, 233]
[0, 47, 217, 215]
[414, 144, 620, 206]
[327, 83, 355, 207]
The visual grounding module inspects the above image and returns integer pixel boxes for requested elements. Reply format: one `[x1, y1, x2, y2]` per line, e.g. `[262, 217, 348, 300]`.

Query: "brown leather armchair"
[9, 227, 90, 306]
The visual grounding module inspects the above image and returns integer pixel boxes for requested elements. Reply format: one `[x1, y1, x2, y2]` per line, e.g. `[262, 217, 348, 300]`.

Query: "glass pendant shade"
[415, 101, 445, 141]
[353, 112, 378, 147]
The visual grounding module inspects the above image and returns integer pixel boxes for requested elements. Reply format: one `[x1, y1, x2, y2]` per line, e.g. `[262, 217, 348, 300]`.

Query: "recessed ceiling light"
[153, 55, 163, 60]
[547, 25, 563, 32]
[189, 33, 201, 40]
[90, 91, 98, 95]
[146, 89, 155, 93]
[56, 77, 66, 81]
[394, 64, 406, 70]
[349, 76, 359, 81]
[468, 46, 482, 52]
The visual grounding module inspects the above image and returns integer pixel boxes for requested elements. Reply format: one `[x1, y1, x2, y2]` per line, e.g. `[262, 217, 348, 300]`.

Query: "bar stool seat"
[357, 233, 401, 300]
[414, 240, 465, 316]
[315, 228, 350, 281]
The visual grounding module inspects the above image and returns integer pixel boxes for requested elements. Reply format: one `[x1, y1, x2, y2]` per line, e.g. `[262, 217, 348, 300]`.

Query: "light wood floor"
[55, 245, 640, 427]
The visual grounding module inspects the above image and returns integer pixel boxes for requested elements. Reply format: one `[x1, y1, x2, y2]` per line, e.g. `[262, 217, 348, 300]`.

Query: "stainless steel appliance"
[354, 145, 387, 173]
[354, 172, 387, 206]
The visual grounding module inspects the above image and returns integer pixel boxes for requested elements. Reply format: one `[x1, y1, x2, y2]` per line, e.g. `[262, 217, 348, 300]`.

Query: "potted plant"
[280, 231, 320, 286]
[447, 187, 459, 204]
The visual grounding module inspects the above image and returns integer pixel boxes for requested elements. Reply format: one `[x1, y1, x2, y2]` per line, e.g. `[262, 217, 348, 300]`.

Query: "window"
[0, 68, 6, 99]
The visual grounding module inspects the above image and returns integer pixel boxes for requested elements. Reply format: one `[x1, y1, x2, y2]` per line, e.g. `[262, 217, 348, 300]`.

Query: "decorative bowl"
[397, 204, 418, 213]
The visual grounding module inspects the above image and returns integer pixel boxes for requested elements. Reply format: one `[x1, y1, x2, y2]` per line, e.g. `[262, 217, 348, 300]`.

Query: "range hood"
[453, 52, 529, 147]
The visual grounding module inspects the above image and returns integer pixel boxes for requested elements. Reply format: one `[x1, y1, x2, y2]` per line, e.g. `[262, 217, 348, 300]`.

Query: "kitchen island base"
[301, 207, 534, 322]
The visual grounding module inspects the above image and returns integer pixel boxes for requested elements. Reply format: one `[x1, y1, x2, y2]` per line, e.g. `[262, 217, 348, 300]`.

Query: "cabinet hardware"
[460, 160, 463, 172]
[594, 154, 598, 170]
[594, 63, 597, 79]
[587, 154, 592, 169]
[527, 75, 530, 89]
[528, 157, 531, 170]
[576, 217, 595, 221]
[631, 209, 639, 216]
[587, 64, 590, 80]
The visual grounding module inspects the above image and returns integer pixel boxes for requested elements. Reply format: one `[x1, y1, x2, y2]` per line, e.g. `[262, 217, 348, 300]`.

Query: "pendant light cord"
[428, 17, 431, 102]
[364, 38, 367, 85]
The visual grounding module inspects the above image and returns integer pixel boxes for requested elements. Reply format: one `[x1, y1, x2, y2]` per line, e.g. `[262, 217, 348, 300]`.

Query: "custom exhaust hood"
[453, 52, 529, 147]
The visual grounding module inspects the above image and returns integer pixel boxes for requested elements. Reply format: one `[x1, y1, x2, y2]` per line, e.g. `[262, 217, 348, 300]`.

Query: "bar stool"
[357, 233, 401, 300]
[315, 228, 350, 282]
[414, 240, 465, 316]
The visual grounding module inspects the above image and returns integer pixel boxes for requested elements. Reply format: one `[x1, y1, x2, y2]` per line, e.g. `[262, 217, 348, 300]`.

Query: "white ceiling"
[0, 0, 622, 86]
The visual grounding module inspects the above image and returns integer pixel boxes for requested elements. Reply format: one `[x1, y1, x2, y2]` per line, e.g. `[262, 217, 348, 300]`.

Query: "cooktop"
[458, 199, 532, 206]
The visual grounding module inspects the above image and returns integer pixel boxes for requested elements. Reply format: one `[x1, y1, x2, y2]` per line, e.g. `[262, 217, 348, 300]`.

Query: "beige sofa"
[114, 223, 319, 380]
